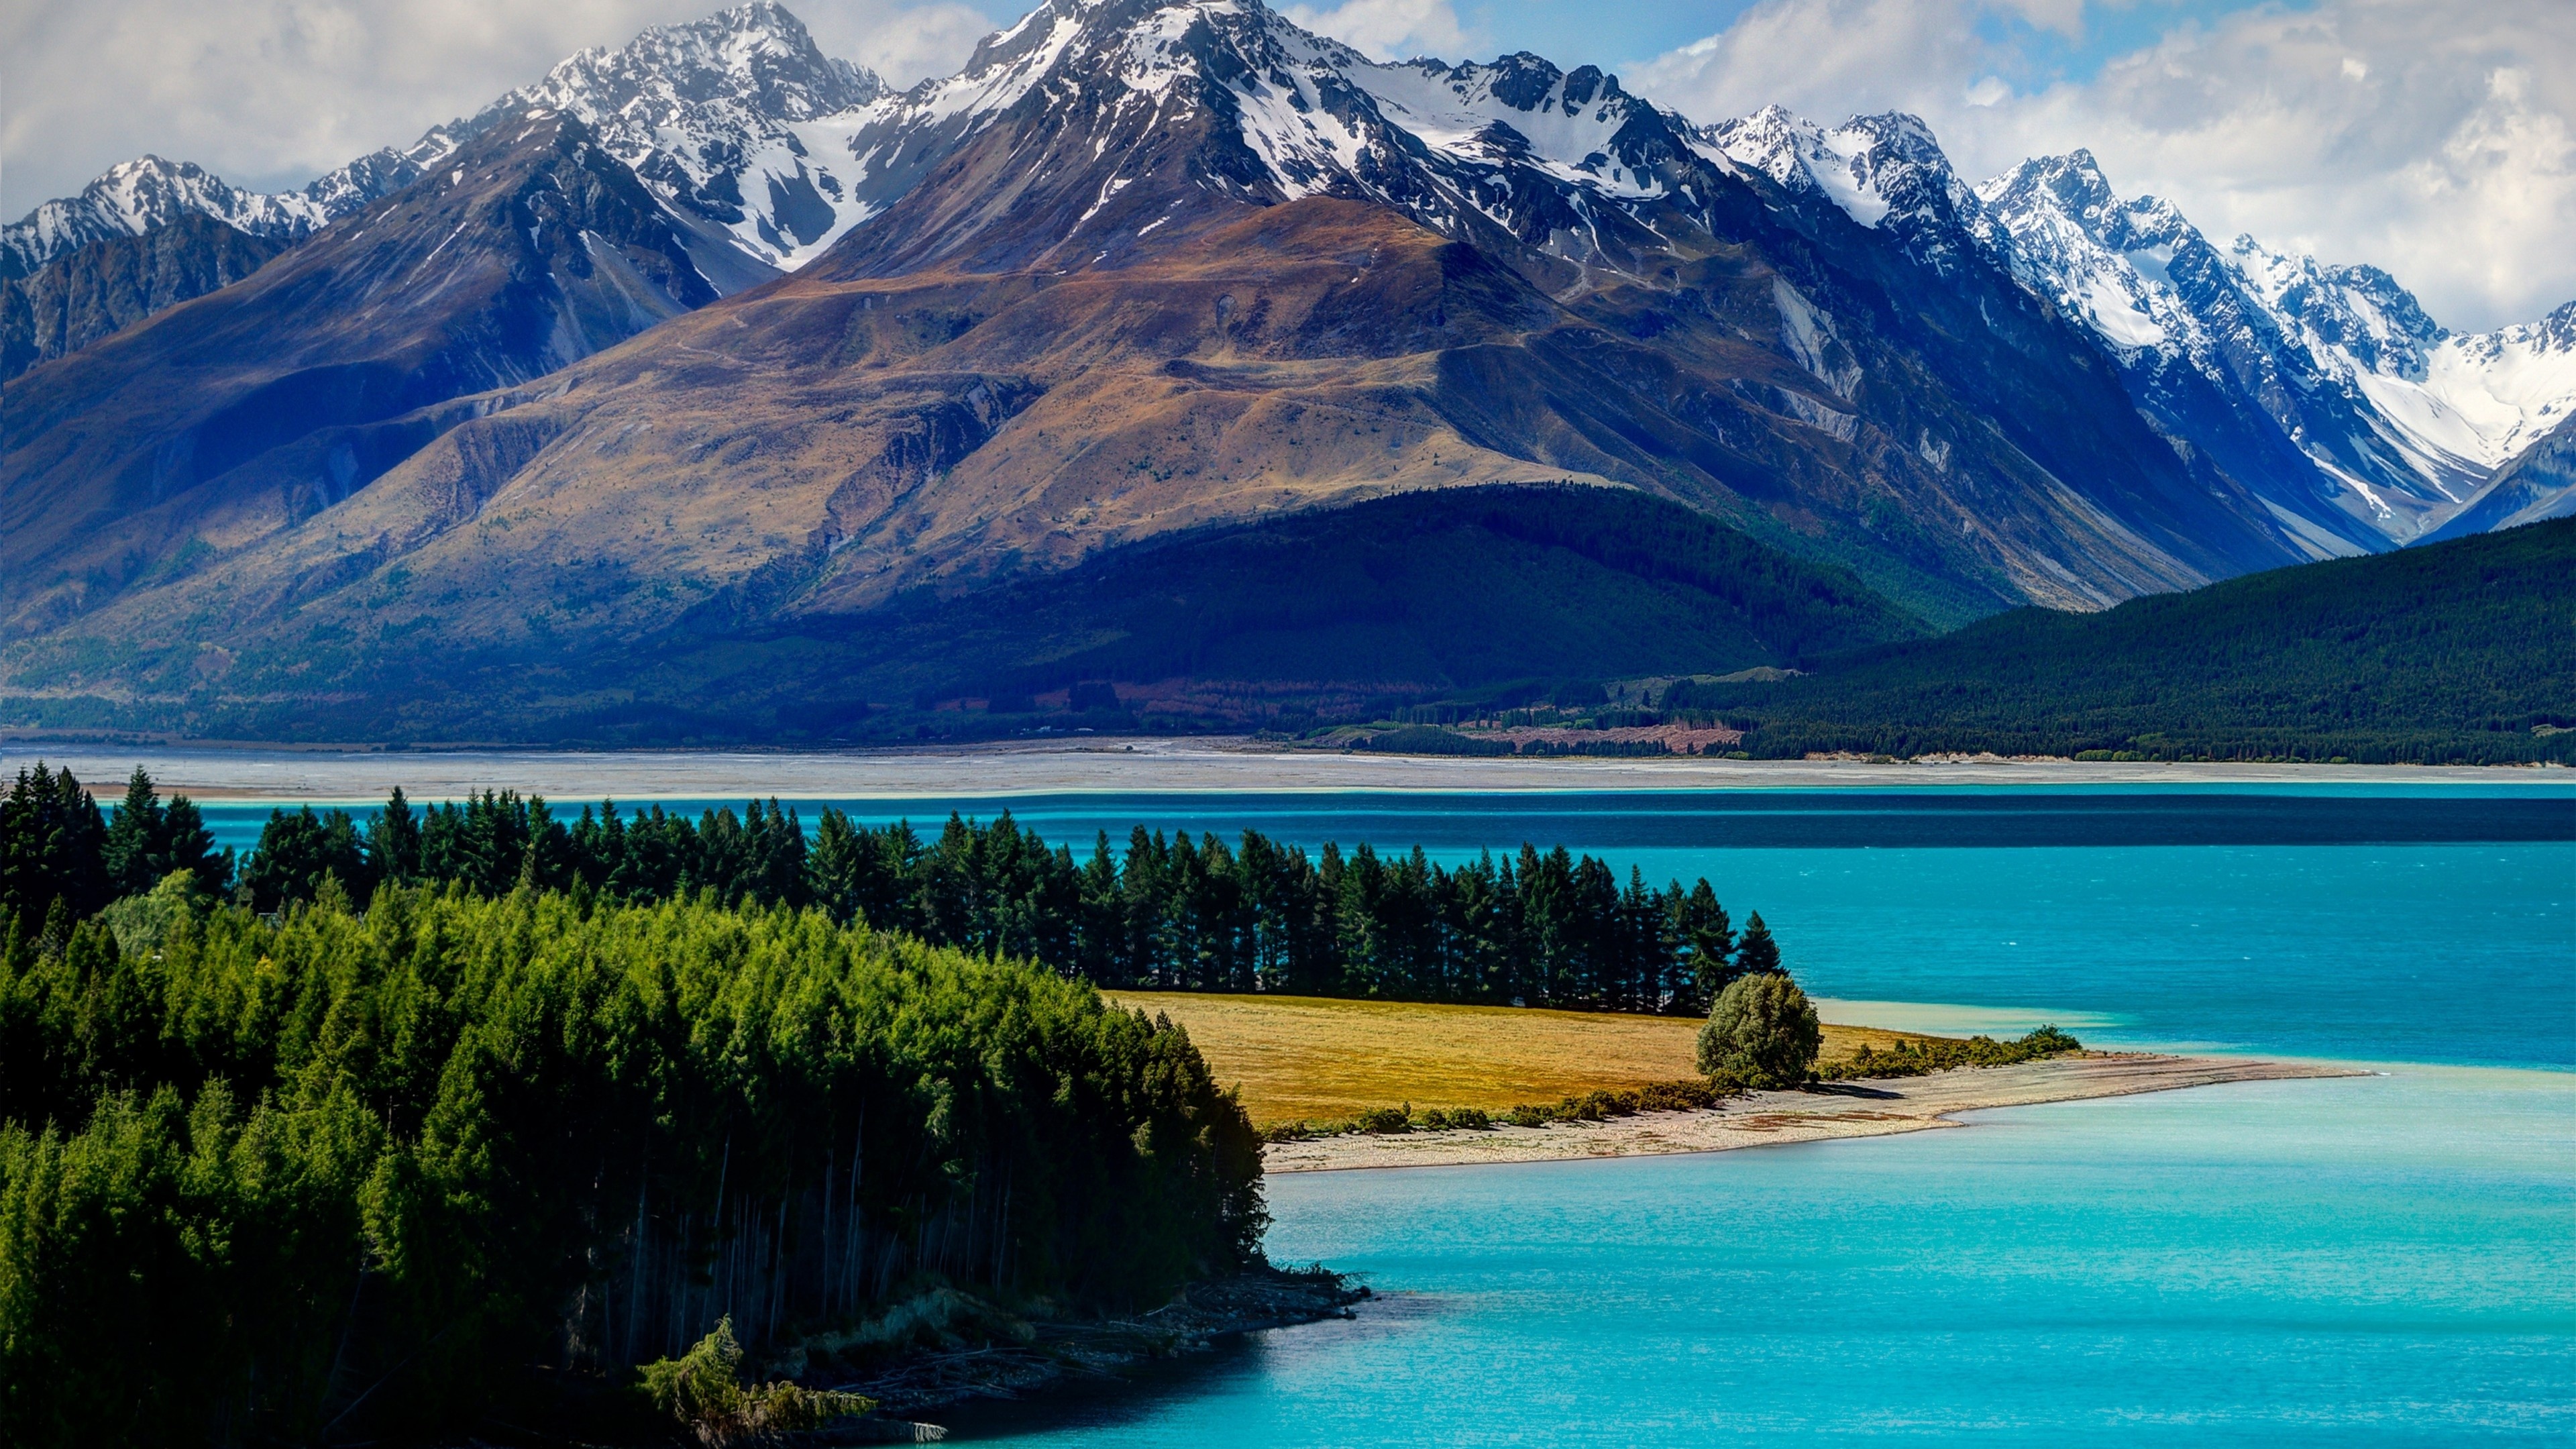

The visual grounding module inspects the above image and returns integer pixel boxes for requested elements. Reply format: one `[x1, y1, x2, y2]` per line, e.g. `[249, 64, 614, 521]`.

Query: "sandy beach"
[1262, 1054, 2365, 1172]
[3, 737, 2561, 800]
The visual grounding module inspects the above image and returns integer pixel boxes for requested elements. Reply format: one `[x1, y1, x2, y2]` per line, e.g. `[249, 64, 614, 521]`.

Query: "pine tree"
[101, 767, 165, 898]
[368, 786, 422, 883]
[1734, 911, 1782, 977]
[0, 764, 111, 922]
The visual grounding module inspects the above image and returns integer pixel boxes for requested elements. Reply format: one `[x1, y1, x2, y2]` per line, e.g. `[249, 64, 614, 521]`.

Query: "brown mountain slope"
[8, 190, 2252, 712]
[0, 110, 739, 637]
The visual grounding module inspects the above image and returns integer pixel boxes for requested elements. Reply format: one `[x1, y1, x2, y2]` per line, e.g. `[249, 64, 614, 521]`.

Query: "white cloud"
[1632, 0, 2576, 332]
[1283, 0, 1472, 62]
[0, 0, 996, 219]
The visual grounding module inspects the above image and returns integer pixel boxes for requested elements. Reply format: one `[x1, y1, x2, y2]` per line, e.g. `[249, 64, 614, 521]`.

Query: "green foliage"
[0, 888, 1262, 1446]
[1352, 1105, 1413, 1135]
[1832, 1026, 2084, 1079]
[1697, 973, 1823, 1089]
[96, 870, 213, 958]
[1351, 726, 1517, 757]
[637, 1317, 871, 1447]
[1491, 1079, 1729, 1129]
[1, 764, 113, 924]
[1670, 518, 2576, 764]
[1419, 1106, 1491, 1131]
[237, 805, 373, 911]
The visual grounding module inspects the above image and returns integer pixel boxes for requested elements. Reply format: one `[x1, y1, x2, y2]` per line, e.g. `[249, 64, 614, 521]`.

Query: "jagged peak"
[1703, 105, 1964, 233]
[503, 1, 881, 126]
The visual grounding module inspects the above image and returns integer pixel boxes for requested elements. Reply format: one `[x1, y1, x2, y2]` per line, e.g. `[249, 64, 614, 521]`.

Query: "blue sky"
[5, 0, 2567, 328]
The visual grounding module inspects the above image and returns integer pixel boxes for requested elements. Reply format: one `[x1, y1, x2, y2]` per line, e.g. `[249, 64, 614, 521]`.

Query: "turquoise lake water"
[199, 786, 2575, 1440]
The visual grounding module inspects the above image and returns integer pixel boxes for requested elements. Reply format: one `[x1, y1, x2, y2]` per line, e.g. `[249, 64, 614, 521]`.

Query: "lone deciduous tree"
[1697, 971, 1821, 1089]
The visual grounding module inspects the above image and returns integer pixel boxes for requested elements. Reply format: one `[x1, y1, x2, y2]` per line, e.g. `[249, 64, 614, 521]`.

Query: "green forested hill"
[1666, 518, 2575, 763]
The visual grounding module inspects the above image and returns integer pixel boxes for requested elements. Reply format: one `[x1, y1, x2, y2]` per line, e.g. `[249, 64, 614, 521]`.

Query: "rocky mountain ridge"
[16, 1, 2570, 546]
[1713, 109, 2576, 545]
[1, 213, 289, 383]
[0, 111, 724, 637]
[4, 0, 2308, 674]
[0, 4, 876, 324]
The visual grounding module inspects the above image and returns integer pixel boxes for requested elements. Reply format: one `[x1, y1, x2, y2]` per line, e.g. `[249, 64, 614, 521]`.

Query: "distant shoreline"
[1263, 1055, 2369, 1173]
[3, 737, 2565, 802]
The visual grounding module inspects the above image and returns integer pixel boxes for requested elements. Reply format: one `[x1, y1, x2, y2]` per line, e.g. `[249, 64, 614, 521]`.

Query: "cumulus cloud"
[0, 0, 997, 219]
[1282, 0, 1474, 62]
[1633, 0, 2576, 331]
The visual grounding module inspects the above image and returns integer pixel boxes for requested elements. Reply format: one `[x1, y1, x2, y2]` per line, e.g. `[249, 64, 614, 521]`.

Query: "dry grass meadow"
[1104, 990, 1943, 1124]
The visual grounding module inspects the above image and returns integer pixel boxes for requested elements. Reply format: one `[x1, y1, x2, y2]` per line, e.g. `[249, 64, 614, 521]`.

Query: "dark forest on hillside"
[1662, 518, 2576, 763]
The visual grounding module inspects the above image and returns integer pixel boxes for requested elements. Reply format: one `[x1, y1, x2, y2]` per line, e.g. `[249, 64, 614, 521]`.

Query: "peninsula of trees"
[0, 763, 1789, 1444]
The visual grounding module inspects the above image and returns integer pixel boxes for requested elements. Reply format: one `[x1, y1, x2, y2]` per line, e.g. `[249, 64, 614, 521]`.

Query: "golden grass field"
[1104, 990, 1945, 1124]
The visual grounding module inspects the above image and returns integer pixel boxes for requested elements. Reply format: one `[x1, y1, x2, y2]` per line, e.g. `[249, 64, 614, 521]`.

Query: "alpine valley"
[3, 0, 2571, 745]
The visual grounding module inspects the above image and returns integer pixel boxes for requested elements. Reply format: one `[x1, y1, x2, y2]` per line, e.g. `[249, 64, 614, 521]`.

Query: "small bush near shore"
[1424, 1106, 1492, 1130]
[1497, 1079, 1734, 1128]
[1827, 1026, 2083, 1079]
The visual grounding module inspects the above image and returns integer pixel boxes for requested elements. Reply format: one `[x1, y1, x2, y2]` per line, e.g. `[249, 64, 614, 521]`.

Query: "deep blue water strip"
[198, 790, 2576, 854]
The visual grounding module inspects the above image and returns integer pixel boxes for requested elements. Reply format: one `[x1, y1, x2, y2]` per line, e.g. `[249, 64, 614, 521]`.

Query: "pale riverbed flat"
[1264, 1055, 2367, 1172]
[5, 737, 2562, 801]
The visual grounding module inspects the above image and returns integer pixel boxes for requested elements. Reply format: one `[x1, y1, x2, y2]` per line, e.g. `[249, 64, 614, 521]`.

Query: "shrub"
[1354, 1105, 1413, 1134]
[1698, 973, 1823, 1088]
[1442, 1106, 1493, 1130]
[1638, 1079, 1722, 1113]
[1829, 1026, 2085, 1080]
[639, 1318, 872, 1447]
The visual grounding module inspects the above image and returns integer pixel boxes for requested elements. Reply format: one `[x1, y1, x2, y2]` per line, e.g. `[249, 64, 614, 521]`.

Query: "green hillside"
[1664, 518, 2575, 764]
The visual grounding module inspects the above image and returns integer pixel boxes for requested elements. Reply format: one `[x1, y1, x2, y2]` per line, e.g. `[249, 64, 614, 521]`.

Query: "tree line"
[4, 765, 1783, 1017]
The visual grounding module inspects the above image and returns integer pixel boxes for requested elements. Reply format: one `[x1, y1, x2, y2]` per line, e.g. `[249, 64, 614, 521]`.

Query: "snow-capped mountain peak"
[470, 1, 885, 269]
[1702, 107, 1963, 229]
[1976, 145, 2576, 539]
[1699, 105, 1986, 276]
[1, 156, 324, 277]
[4, 1, 883, 284]
[798, 0, 1727, 280]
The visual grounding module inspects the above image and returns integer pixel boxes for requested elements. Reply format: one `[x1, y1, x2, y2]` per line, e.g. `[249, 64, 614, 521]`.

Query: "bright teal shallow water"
[200, 785, 2575, 1438]
[952, 1069, 2576, 1445]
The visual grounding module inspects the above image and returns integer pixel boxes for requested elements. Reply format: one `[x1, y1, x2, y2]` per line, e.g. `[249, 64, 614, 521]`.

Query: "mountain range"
[2, 0, 2569, 744]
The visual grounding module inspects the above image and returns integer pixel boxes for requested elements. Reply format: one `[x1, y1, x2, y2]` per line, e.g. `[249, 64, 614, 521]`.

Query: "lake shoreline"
[1262, 1054, 2368, 1173]
[7, 736, 2567, 802]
